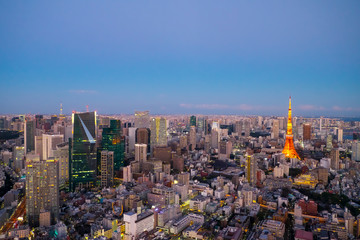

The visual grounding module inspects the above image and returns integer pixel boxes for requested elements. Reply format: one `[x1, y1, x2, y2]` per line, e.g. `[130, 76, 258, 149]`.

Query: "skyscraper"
[24, 120, 35, 154]
[69, 112, 97, 191]
[190, 116, 196, 127]
[272, 119, 279, 139]
[189, 126, 196, 151]
[244, 120, 251, 137]
[330, 148, 339, 170]
[150, 117, 167, 148]
[26, 155, 59, 227]
[352, 141, 360, 162]
[235, 120, 243, 136]
[135, 143, 147, 167]
[245, 155, 257, 186]
[282, 97, 300, 159]
[337, 128, 343, 142]
[135, 111, 150, 129]
[42, 134, 64, 160]
[303, 123, 311, 141]
[101, 120, 124, 171]
[100, 150, 114, 188]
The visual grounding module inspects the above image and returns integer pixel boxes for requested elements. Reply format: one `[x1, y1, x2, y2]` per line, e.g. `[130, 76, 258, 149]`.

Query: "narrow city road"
[0, 197, 26, 234]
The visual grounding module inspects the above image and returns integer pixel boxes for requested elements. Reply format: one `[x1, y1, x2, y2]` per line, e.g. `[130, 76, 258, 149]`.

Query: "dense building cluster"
[0, 99, 360, 240]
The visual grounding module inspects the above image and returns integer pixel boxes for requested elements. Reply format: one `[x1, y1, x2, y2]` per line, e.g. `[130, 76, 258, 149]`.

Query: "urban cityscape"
[1, 1, 360, 240]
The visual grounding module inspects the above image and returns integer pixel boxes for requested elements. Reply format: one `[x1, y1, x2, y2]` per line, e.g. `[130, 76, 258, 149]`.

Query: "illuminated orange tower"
[282, 97, 300, 159]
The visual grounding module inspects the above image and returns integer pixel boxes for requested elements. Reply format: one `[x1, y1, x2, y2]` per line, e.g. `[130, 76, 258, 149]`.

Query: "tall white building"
[337, 128, 343, 142]
[42, 134, 64, 160]
[352, 141, 360, 162]
[135, 144, 147, 166]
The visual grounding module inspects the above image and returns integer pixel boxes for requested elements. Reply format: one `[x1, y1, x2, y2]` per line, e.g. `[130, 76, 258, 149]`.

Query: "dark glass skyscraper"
[190, 115, 196, 127]
[24, 120, 35, 153]
[101, 120, 124, 171]
[69, 112, 97, 191]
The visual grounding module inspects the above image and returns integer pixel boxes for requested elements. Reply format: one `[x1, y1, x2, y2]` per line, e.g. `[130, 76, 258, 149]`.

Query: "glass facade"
[100, 120, 124, 171]
[69, 112, 97, 191]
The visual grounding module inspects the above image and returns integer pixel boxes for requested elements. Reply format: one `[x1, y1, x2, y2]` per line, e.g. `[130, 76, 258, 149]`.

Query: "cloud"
[298, 105, 325, 111]
[332, 106, 360, 112]
[69, 89, 98, 94]
[179, 103, 230, 110]
[179, 103, 267, 111]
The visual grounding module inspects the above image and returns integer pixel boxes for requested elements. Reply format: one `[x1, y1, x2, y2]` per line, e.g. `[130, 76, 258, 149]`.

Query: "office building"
[42, 134, 64, 160]
[330, 148, 339, 170]
[337, 128, 343, 142]
[135, 144, 147, 167]
[272, 119, 279, 139]
[150, 117, 167, 148]
[134, 111, 150, 129]
[190, 115, 196, 127]
[26, 155, 59, 227]
[245, 155, 257, 186]
[235, 120, 243, 136]
[352, 141, 360, 161]
[53, 142, 69, 189]
[189, 126, 196, 151]
[24, 120, 35, 154]
[100, 150, 114, 188]
[101, 120, 124, 171]
[69, 112, 97, 191]
[303, 123, 311, 141]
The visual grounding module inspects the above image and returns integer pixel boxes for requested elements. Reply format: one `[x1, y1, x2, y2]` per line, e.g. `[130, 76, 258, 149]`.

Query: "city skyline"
[1, 1, 360, 116]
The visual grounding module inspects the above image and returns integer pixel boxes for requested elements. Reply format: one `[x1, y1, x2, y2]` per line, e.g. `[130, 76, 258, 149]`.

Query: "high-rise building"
[272, 120, 279, 139]
[235, 121, 243, 136]
[13, 146, 25, 172]
[303, 123, 311, 141]
[135, 144, 147, 167]
[244, 120, 251, 137]
[150, 117, 167, 148]
[69, 112, 97, 191]
[189, 126, 196, 151]
[337, 128, 343, 142]
[190, 116, 196, 127]
[330, 148, 339, 170]
[211, 130, 219, 149]
[123, 165, 132, 182]
[326, 135, 333, 151]
[35, 115, 43, 129]
[352, 141, 360, 162]
[26, 155, 59, 227]
[100, 150, 114, 188]
[42, 134, 64, 160]
[101, 120, 124, 171]
[53, 142, 69, 189]
[245, 155, 257, 186]
[282, 97, 300, 159]
[136, 128, 150, 145]
[24, 120, 35, 154]
[135, 111, 150, 129]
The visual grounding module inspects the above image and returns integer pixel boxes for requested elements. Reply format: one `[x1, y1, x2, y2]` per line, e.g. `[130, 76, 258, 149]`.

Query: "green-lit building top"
[101, 120, 124, 171]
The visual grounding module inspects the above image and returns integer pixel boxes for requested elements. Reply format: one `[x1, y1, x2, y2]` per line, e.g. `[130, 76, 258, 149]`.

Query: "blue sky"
[0, 1, 360, 116]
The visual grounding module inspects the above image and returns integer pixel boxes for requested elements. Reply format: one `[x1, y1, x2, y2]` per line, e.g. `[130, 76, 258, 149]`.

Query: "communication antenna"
[86, 105, 89, 112]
